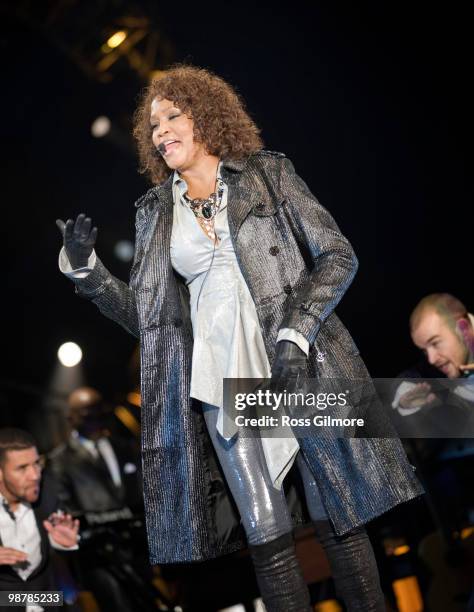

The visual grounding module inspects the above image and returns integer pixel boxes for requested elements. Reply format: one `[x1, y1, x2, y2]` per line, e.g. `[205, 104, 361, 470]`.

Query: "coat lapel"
[221, 157, 261, 241]
[33, 506, 49, 576]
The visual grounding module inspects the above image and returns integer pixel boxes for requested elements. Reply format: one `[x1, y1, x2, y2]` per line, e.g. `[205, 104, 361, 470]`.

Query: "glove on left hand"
[56, 213, 98, 270]
[270, 340, 307, 394]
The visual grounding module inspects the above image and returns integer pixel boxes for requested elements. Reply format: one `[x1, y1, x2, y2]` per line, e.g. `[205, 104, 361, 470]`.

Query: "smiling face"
[411, 309, 469, 378]
[0, 447, 42, 506]
[150, 97, 207, 172]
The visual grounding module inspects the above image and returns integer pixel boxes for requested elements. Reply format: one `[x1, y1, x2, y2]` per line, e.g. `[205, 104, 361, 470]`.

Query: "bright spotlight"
[57, 342, 83, 367]
[106, 31, 127, 49]
[91, 116, 111, 138]
[114, 240, 134, 262]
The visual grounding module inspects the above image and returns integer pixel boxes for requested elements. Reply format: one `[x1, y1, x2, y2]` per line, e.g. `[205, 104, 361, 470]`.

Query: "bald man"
[409, 293, 474, 379]
[391, 295, 474, 572]
[392, 293, 474, 433]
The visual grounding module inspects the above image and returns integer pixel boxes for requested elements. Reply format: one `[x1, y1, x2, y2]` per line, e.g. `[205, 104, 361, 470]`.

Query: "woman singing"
[57, 64, 423, 611]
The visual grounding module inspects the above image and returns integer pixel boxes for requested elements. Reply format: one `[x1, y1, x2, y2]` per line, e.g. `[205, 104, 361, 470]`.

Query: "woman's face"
[150, 97, 206, 172]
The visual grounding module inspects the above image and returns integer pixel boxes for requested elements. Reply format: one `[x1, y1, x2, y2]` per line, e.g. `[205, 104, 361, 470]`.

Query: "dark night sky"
[2, 1, 472, 419]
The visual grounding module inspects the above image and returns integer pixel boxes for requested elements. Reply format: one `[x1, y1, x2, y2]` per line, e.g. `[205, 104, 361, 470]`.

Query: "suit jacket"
[47, 436, 143, 514]
[0, 475, 60, 591]
[69, 150, 423, 563]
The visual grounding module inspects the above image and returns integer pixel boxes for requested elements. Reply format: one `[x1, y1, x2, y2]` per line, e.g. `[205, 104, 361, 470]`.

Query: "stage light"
[393, 544, 410, 556]
[313, 601, 342, 611]
[106, 30, 127, 49]
[115, 405, 140, 435]
[91, 116, 111, 138]
[126, 391, 141, 407]
[149, 69, 167, 82]
[392, 577, 423, 612]
[114, 240, 134, 262]
[57, 342, 83, 367]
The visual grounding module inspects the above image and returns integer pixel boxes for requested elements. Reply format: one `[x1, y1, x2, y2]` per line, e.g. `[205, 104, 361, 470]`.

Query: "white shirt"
[0, 494, 42, 582]
[0, 498, 47, 612]
[0, 493, 78, 581]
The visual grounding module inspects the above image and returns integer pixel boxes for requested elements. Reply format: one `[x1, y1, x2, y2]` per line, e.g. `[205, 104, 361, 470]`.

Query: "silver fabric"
[202, 403, 293, 545]
[171, 164, 300, 487]
[68, 150, 424, 563]
[202, 403, 328, 545]
[170, 165, 271, 417]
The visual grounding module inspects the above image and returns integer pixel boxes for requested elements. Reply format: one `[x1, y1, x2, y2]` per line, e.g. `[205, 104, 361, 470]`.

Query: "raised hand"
[56, 213, 98, 269]
[43, 512, 80, 548]
[399, 382, 438, 410]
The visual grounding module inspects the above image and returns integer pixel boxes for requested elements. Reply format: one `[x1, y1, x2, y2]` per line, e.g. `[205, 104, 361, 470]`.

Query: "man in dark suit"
[47, 386, 143, 514]
[0, 428, 79, 610]
[47, 387, 148, 612]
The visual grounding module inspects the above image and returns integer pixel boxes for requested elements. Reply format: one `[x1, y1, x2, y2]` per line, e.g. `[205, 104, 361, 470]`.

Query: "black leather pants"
[313, 520, 385, 611]
[300, 451, 385, 610]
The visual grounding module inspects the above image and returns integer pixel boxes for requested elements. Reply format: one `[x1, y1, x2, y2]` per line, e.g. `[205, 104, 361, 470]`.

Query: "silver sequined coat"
[70, 151, 423, 563]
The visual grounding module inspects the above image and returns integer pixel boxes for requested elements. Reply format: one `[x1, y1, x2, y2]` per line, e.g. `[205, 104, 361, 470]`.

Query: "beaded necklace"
[183, 178, 225, 241]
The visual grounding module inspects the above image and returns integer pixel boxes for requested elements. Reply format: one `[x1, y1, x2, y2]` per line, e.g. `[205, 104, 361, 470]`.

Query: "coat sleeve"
[68, 210, 145, 339]
[277, 156, 359, 345]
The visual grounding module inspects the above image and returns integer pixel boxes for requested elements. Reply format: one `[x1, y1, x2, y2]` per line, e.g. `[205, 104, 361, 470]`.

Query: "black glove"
[270, 339, 307, 394]
[56, 213, 98, 270]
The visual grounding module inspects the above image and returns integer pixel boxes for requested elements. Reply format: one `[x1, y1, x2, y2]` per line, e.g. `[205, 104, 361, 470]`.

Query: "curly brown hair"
[132, 64, 264, 185]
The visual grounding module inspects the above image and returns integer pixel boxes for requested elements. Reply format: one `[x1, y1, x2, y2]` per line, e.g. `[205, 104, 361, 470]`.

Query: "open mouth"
[164, 141, 179, 154]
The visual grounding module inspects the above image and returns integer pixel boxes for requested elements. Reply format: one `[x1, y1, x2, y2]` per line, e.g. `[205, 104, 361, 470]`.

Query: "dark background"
[2, 1, 472, 412]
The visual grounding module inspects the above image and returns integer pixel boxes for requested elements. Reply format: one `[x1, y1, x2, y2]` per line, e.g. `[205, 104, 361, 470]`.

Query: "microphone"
[157, 143, 166, 156]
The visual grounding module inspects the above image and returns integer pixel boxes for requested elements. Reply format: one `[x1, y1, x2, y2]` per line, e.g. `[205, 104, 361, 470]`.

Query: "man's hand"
[399, 382, 439, 410]
[56, 213, 98, 270]
[0, 546, 28, 565]
[43, 512, 80, 548]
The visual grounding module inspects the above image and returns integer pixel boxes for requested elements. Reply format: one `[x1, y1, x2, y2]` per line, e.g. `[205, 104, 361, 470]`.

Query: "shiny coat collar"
[135, 157, 248, 208]
[134, 155, 261, 243]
